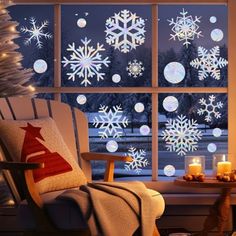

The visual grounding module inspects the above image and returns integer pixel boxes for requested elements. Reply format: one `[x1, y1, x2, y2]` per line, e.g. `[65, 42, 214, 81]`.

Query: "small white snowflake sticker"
[105, 9, 146, 53]
[62, 38, 110, 86]
[21, 17, 52, 49]
[162, 115, 202, 156]
[126, 60, 144, 78]
[197, 95, 223, 123]
[168, 8, 202, 48]
[125, 146, 149, 174]
[93, 104, 129, 139]
[190, 46, 228, 81]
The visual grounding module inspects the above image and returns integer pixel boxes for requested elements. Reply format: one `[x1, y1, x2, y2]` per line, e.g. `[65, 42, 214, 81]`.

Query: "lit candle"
[216, 154, 232, 175]
[188, 159, 202, 175]
[217, 161, 232, 175]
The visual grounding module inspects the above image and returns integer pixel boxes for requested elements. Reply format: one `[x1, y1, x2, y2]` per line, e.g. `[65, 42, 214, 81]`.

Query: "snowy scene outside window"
[0, 4, 229, 201]
[62, 93, 152, 180]
[61, 5, 152, 87]
[158, 5, 228, 88]
[159, 93, 228, 177]
[8, 5, 54, 88]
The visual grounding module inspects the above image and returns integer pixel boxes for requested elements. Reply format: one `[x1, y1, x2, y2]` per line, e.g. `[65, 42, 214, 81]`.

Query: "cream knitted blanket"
[57, 181, 158, 236]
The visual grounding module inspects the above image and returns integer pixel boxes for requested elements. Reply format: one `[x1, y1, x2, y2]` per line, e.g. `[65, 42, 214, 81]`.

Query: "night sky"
[8, 4, 228, 87]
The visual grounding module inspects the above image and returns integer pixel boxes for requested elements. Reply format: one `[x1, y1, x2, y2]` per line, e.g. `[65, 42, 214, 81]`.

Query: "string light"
[9, 26, 16, 32]
[28, 85, 36, 92]
[1, 53, 7, 58]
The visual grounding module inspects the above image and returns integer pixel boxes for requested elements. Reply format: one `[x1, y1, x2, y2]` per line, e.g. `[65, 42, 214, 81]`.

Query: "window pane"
[9, 5, 54, 87]
[62, 93, 152, 180]
[158, 93, 228, 178]
[158, 5, 228, 87]
[61, 5, 151, 87]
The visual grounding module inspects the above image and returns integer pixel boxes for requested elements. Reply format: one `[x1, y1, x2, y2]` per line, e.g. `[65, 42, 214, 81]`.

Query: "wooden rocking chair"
[0, 96, 165, 236]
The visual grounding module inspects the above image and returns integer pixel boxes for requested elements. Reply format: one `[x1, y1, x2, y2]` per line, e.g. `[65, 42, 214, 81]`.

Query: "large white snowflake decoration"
[168, 9, 202, 48]
[197, 95, 223, 123]
[105, 9, 146, 53]
[162, 115, 202, 156]
[93, 105, 129, 139]
[62, 38, 110, 86]
[190, 46, 228, 81]
[126, 60, 144, 78]
[20, 17, 52, 49]
[124, 146, 149, 174]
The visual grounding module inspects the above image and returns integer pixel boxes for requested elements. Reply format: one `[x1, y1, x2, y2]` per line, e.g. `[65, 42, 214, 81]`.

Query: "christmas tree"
[0, 1, 35, 97]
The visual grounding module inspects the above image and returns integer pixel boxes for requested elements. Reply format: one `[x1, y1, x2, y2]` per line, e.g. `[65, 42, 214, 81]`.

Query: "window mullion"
[152, 4, 158, 181]
[54, 4, 61, 101]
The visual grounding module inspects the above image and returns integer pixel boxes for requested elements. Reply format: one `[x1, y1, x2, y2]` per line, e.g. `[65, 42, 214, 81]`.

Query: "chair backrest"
[0, 96, 92, 202]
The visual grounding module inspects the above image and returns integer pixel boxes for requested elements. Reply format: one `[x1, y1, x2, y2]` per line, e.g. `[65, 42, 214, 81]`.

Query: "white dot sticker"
[213, 128, 222, 137]
[106, 140, 118, 153]
[211, 29, 224, 42]
[163, 96, 179, 112]
[208, 143, 217, 153]
[164, 62, 186, 84]
[33, 59, 47, 74]
[164, 165, 176, 177]
[112, 74, 121, 83]
[76, 95, 87, 105]
[134, 103, 144, 113]
[210, 16, 217, 23]
[140, 125, 150, 135]
[77, 18, 87, 28]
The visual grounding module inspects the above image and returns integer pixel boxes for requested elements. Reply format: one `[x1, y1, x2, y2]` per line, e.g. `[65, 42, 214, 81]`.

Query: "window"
[2, 0, 236, 192]
[158, 5, 228, 177]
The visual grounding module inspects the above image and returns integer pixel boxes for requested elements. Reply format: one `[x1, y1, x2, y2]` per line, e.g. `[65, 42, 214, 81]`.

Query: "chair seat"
[18, 188, 165, 230]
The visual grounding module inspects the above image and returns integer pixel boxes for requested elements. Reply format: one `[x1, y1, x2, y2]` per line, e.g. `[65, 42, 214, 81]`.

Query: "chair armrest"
[81, 152, 133, 162]
[81, 152, 132, 182]
[0, 161, 44, 170]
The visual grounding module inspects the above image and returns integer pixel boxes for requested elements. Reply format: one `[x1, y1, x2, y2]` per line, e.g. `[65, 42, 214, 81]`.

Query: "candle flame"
[192, 158, 200, 164]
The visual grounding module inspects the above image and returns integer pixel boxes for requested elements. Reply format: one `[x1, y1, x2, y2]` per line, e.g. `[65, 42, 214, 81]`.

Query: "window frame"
[12, 0, 236, 184]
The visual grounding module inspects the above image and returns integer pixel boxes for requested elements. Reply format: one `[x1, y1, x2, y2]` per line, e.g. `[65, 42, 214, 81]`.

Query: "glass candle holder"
[185, 156, 205, 175]
[213, 154, 232, 175]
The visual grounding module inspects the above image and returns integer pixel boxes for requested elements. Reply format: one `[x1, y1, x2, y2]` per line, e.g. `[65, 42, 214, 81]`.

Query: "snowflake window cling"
[167, 8, 202, 48]
[162, 115, 202, 156]
[62, 37, 110, 86]
[105, 9, 146, 53]
[197, 95, 223, 123]
[93, 104, 129, 139]
[124, 146, 149, 174]
[190, 46, 228, 81]
[20, 17, 52, 49]
[126, 60, 145, 78]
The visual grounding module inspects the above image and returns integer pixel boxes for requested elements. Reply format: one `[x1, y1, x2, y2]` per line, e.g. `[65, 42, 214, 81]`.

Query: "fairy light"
[9, 26, 16, 32]
[28, 85, 36, 92]
[1, 53, 7, 58]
